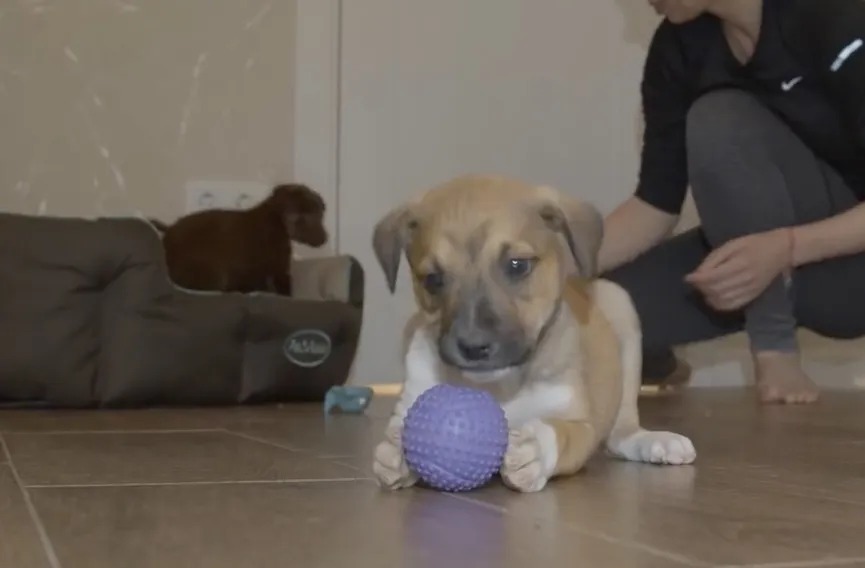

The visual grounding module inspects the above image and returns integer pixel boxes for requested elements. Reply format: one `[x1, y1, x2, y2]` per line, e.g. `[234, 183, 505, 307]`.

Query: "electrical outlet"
[185, 180, 272, 213]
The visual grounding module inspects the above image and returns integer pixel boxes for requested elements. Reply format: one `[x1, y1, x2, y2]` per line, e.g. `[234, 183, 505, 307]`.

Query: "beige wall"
[331, 0, 865, 389]
[0, 0, 296, 220]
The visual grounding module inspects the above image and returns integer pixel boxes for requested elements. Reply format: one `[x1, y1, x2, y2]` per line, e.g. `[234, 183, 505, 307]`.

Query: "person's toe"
[757, 383, 783, 404]
[784, 389, 819, 404]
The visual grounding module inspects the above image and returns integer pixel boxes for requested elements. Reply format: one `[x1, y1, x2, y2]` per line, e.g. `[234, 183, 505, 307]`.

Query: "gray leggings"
[605, 90, 865, 377]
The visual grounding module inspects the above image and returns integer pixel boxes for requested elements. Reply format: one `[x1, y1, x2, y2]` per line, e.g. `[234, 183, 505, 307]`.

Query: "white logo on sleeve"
[831, 38, 863, 72]
[780, 76, 803, 91]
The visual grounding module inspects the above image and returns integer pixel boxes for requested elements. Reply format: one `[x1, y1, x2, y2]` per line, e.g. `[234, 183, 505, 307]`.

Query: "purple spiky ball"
[402, 384, 509, 492]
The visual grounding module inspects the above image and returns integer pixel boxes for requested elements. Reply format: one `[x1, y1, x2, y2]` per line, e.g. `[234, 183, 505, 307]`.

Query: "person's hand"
[685, 228, 793, 312]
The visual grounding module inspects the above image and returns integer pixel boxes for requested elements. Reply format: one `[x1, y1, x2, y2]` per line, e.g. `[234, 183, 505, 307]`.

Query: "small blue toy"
[402, 384, 509, 492]
[324, 386, 374, 414]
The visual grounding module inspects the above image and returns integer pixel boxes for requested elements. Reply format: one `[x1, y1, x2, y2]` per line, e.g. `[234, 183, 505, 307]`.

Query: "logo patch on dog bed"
[283, 329, 332, 368]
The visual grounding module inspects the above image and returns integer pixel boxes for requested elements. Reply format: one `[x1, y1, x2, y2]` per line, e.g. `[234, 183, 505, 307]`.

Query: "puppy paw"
[372, 426, 418, 490]
[609, 429, 696, 465]
[500, 421, 555, 493]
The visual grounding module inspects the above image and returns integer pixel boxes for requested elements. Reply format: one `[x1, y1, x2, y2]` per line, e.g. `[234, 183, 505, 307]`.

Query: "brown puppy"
[156, 183, 327, 295]
[371, 174, 696, 493]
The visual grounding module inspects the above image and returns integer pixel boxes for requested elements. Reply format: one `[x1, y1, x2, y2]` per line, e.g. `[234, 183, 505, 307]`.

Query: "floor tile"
[461, 457, 865, 566]
[362, 394, 399, 419]
[230, 412, 386, 458]
[30, 480, 695, 568]
[0, 465, 53, 568]
[4, 431, 361, 487]
[0, 405, 356, 433]
[0, 408, 223, 432]
[5, 389, 865, 567]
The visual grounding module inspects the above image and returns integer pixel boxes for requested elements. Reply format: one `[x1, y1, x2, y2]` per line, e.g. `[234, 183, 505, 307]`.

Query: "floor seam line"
[719, 557, 865, 568]
[24, 477, 371, 489]
[445, 492, 710, 567]
[1, 434, 64, 568]
[220, 429, 310, 453]
[2, 428, 224, 435]
[221, 430, 370, 473]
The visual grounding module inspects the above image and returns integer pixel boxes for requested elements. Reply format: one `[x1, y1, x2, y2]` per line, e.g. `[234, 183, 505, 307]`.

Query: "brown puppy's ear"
[532, 185, 604, 279]
[372, 203, 419, 294]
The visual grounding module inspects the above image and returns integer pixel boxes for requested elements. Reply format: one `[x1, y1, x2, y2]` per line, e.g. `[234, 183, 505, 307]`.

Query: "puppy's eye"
[504, 258, 536, 280]
[422, 270, 445, 294]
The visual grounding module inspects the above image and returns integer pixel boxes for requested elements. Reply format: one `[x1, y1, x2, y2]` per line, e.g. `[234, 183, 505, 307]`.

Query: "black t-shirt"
[636, 0, 865, 214]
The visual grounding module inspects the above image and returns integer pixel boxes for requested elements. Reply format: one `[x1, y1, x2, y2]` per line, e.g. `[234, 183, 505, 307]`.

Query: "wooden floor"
[1, 389, 865, 567]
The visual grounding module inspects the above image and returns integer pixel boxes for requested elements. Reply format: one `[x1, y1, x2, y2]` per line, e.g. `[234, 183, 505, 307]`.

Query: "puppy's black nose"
[456, 339, 495, 362]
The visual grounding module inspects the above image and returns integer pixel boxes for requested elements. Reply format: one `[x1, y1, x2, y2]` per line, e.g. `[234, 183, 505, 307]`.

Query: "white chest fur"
[399, 324, 580, 428]
[501, 382, 574, 428]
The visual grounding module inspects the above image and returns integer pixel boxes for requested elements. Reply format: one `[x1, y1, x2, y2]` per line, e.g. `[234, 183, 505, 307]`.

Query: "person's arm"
[598, 196, 678, 273]
[782, 0, 865, 266]
[600, 21, 690, 273]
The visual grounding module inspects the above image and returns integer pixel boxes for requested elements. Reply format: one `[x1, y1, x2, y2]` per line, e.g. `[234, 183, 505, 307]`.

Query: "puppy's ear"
[372, 204, 418, 294]
[533, 186, 604, 279]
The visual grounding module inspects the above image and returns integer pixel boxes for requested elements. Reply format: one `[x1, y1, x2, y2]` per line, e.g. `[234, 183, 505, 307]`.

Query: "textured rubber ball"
[402, 384, 509, 492]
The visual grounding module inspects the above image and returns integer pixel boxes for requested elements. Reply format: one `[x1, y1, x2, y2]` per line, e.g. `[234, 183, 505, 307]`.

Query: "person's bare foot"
[753, 351, 819, 405]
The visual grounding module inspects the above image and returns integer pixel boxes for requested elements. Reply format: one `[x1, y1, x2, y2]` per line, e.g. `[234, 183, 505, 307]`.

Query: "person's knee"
[686, 90, 797, 241]
[686, 89, 768, 182]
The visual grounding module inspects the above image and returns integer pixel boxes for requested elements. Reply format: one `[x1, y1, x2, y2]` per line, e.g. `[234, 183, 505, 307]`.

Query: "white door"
[337, 0, 660, 384]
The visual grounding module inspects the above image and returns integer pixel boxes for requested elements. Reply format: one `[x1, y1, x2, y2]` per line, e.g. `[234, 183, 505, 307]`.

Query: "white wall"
[295, 0, 865, 390]
[1, 0, 300, 221]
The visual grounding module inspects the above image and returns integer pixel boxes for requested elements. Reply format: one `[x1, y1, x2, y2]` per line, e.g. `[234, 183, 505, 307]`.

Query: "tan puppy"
[370, 174, 696, 493]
